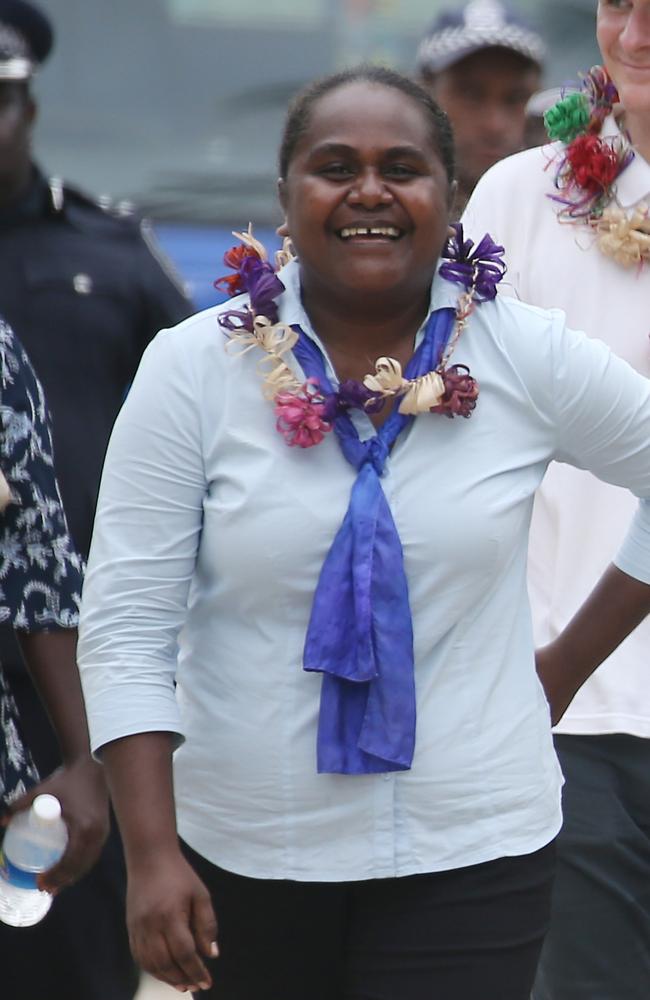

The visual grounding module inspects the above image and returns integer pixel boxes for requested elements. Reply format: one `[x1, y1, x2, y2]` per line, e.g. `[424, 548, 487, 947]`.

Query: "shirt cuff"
[614, 499, 650, 585]
[83, 679, 185, 757]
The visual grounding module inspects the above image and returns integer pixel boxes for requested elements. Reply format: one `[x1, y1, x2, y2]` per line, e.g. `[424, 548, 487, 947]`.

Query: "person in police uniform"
[0, 3, 193, 999]
[415, 0, 545, 216]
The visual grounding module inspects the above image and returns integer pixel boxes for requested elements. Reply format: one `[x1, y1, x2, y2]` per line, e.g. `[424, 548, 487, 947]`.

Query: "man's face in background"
[423, 47, 541, 195]
[0, 82, 34, 194]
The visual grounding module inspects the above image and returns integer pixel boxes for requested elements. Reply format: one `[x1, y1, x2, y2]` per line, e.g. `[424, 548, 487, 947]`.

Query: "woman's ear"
[277, 178, 289, 237]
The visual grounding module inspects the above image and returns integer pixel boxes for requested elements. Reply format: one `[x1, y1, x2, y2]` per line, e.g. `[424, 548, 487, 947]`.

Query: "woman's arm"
[101, 733, 217, 993]
[10, 629, 108, 893]
[532, 318, 650, 722]
[537, 565, 650, 724]
[78, 324, 215, 991]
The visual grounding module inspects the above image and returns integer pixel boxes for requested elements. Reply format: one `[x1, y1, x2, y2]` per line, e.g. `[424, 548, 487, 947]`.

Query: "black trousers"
[183, 839, 555, 1000]
[533, 734, 650, 1000]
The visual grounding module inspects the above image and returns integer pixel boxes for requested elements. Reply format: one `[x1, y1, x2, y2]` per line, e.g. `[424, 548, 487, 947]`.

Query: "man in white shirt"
[463, 2, 650, 996]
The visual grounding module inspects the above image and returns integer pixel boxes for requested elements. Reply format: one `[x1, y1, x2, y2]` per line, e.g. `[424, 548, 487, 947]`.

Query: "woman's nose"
[346, 169, 393, 206]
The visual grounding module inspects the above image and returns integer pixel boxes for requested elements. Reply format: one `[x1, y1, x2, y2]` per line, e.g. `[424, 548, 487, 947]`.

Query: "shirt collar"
[603, 113, 650, 209]
[276, 258, 460, 346]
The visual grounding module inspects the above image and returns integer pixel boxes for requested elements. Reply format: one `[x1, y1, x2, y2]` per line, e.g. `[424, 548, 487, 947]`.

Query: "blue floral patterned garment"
[0, 318, 83, 806]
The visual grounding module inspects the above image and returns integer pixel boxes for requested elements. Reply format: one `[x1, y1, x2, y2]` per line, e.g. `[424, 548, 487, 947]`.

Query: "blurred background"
[34, 0, 601, 306]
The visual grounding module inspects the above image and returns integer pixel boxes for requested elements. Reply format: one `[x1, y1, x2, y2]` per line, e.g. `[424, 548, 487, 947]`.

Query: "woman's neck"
[621, 109, 650, 163]
[301, 287, 431, 383]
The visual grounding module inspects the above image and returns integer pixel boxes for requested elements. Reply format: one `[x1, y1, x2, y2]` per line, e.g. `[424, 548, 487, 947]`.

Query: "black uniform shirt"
[0, 168, 192, 559]
[0, 168, 192, 690]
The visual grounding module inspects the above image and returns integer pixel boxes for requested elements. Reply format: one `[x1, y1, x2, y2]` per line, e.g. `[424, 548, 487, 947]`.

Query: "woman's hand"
[127, 848, 218, 993]
[536, 565, 650, 727]
[2, 756, 109, 893]
[99, 732, 218, 992]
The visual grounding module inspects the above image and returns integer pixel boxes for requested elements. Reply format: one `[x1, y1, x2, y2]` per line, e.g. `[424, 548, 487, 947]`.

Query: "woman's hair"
[279, 65, 455, 184]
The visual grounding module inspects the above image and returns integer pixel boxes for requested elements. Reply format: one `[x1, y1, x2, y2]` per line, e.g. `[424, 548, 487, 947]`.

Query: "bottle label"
[0, 848, 39, 890]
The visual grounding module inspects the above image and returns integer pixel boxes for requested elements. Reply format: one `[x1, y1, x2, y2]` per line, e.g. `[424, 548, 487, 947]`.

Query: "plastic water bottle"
[0, 794, 68, 927]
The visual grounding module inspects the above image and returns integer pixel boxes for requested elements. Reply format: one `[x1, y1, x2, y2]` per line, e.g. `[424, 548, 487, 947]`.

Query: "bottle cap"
[31, 794, 62, 827]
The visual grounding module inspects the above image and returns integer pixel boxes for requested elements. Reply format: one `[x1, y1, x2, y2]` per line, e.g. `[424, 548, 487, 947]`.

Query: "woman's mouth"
[337, 225, 403, 241]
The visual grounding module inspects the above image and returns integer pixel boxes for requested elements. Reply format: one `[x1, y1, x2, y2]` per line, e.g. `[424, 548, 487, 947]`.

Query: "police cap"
[0, 0, 53, 81]
[416, 0, 545, 76]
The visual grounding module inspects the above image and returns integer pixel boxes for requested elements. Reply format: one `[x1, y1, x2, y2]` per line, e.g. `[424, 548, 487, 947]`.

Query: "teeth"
[339, 226, 400, 239]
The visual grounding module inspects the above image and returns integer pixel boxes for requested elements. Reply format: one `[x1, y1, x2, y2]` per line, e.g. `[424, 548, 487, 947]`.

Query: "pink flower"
[275, 383, 332, 448]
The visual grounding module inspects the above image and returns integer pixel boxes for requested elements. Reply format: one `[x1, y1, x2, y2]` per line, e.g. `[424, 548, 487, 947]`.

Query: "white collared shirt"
[78, 260, 650, 880]
[464, 114, 650, 737]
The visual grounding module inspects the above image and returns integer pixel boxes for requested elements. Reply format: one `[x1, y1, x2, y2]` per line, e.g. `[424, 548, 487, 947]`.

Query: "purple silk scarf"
[291, 308, 457, 774]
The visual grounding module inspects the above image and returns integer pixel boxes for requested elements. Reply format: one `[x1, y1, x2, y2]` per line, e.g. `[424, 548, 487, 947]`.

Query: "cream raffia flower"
[261, 357, 302, 400]
[225, 314, 302, 400]
[399, 371, 445, 415]
[226, 315, 298, 358]
[595, 202, 650, 268]
[275, 236, 296, 270]
[364, 357, 407, 397]
[364, 358, 446, 415]
[232, 223, 268, 261]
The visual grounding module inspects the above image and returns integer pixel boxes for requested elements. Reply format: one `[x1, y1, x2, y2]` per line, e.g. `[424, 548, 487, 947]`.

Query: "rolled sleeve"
[78, 324, 207, 754]
[550, 317, 650, 584]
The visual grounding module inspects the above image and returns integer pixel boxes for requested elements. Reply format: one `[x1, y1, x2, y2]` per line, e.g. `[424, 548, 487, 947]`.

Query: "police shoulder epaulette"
[49, 178, 140, 227]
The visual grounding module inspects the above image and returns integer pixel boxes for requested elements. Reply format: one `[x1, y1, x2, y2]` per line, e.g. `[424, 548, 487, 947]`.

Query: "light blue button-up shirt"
[78, 262, 650, 881]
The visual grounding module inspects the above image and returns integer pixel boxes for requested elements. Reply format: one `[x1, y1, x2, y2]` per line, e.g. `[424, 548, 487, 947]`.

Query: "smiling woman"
[77, 66, 650, 1000]
[276, 70, 454, 382]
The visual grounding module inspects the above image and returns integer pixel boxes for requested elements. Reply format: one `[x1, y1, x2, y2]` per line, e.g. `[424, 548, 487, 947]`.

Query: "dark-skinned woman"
[77, 67, 650, 1000]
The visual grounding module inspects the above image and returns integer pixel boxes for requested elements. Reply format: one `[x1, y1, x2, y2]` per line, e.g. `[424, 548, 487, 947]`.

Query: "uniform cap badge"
[73, 273, 93, 295]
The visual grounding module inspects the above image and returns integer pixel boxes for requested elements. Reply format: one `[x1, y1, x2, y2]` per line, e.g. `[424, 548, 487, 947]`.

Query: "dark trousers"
[533, 734, 650, 1000]
[183, 839, 555, 1000]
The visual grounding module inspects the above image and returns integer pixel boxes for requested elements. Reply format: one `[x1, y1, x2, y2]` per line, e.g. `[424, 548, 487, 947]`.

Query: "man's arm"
[12, 629, 108, 892]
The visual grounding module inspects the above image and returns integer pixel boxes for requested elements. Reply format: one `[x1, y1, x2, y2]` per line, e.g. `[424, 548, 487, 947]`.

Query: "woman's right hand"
[127, 848, 218, 994]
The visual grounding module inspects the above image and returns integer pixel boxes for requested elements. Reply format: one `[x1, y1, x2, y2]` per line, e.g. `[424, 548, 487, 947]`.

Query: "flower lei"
[216, 223, 505, 448]
[545, 66, 650, 268]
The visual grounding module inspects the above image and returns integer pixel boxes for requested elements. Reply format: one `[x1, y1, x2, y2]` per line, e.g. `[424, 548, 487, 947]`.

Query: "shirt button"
[382, 773, 392, 782]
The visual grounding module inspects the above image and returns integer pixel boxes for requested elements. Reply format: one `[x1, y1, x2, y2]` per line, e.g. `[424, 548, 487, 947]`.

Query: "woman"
[463, 2, 650, 996]
[0, 316, 107, 893]
[77, 67, 650, 1000]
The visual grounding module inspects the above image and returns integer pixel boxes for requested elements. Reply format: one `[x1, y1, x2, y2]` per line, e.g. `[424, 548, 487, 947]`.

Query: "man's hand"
[2, 756, 109, 893]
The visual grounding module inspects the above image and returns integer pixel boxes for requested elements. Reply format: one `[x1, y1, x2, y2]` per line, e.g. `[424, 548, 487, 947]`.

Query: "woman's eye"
[384, 164, 417, 179]
[319, 163, 354, 178]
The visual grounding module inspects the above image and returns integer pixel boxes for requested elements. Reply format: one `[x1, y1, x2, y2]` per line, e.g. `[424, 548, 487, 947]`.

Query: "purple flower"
[321, 380, 385, 422]
[440, 223, 506, 301]
[218, 306, 255, 333]
[239, 257, 285, 322]
[430, 365, 479, 418]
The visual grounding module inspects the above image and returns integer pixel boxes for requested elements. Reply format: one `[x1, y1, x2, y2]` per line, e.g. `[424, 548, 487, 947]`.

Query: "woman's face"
[597, 0, 650, 115]
[279, 81, 452, 305]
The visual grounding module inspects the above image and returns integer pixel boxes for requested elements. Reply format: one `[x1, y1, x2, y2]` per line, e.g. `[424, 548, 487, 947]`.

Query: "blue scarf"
[291, 308, 457, 774]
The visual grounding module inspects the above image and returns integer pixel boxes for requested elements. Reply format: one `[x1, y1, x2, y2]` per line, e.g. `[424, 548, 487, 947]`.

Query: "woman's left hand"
[2, 755, 109, 893]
